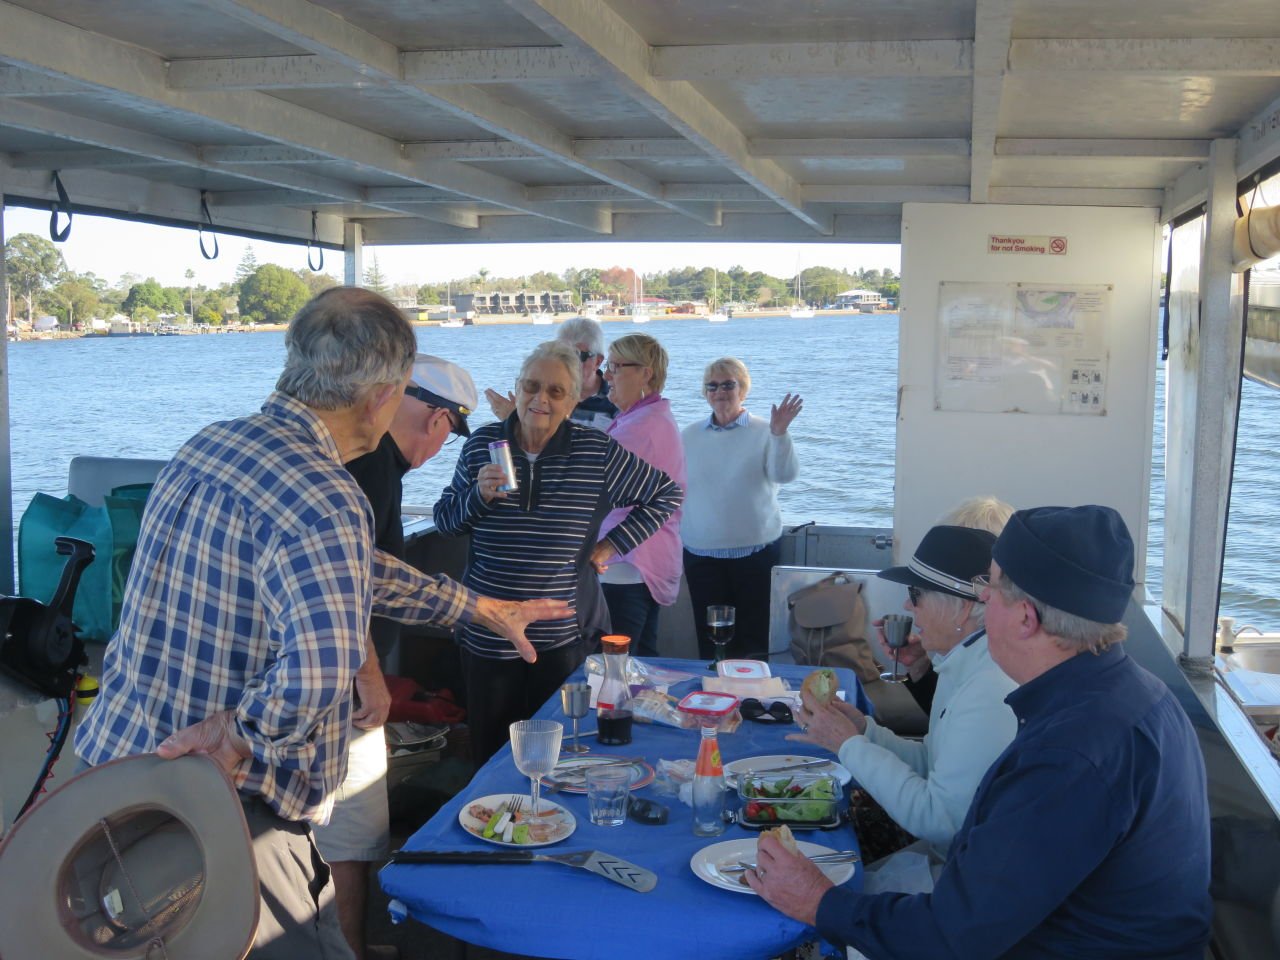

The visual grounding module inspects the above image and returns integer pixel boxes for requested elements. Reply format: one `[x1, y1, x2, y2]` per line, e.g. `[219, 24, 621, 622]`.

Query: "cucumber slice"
[482, 810, 504, 838]
[512, 824, 530, 844]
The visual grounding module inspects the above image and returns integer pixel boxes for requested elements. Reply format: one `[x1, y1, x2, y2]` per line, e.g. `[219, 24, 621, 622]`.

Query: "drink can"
[488, 440, 518, 492]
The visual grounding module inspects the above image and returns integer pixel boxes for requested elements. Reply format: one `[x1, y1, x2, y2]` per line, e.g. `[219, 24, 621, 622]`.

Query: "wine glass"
[509, 719, 563, 816]
[706, 605, 736, 672]
[880, 614, 914, 683]
[559, 682, 591, 754]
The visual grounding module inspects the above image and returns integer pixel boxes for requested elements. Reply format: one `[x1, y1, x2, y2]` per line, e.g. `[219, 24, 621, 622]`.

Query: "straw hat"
[0, 753, 258, 960]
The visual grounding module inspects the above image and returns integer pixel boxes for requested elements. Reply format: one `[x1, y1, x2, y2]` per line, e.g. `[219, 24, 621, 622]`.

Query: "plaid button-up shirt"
[74, 392, 475, 823]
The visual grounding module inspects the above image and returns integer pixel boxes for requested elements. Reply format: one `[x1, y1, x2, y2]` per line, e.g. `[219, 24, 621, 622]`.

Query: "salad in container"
[736, 771, 842, 829]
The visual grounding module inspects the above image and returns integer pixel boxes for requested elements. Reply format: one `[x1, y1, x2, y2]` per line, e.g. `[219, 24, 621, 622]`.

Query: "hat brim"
[877, 564, 976, 601]
[0, 753, 259, 960]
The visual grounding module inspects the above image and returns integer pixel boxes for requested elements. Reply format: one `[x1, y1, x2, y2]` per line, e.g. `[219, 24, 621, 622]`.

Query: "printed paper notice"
[936, 282, 1110, 415]
[988, 234, 1068, 256]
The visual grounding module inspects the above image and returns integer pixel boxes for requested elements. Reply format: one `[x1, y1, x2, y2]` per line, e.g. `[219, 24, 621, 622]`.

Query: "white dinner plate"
[722, 755, 852, 788]
[539, 755, 656, 795]
[690, 838, 857, 895]
[457, 793, 576, 848]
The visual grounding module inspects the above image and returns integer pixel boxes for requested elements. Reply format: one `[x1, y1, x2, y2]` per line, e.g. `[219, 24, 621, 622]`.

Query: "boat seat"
[67, 455, 167, 506]
[769, 566, 929, 735]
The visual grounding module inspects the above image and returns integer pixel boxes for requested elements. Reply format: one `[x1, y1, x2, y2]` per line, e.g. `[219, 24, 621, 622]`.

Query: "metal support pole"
[0, 190, 15, 593]
[343, 221, 363, 288]
[1182, 138, 1244, 663]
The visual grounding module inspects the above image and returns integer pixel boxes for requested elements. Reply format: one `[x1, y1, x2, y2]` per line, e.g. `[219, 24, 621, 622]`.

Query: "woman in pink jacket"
[599, 333, 686, 656]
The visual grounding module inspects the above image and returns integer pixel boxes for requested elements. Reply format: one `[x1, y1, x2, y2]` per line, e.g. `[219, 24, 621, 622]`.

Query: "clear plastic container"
[716, 659, 771, 679]
[736, 771, 841, 829]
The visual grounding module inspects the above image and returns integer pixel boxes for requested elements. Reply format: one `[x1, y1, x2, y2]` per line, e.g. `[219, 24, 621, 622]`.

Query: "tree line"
[3, 232, 901, 330]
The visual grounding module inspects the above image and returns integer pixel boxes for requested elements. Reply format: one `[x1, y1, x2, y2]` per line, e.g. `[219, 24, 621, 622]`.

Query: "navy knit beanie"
[992, 505, 1135, 623]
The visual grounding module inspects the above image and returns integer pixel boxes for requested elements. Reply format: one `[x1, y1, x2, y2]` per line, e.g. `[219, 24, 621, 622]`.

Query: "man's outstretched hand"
[474, 596, 574, 663]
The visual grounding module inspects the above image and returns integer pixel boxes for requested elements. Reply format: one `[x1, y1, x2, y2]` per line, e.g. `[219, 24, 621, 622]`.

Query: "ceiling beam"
[210, 188, 483, 228]
[506, 0, 831, 234]
[803, 185, 970, 203]
[996, 139, 1211, 161]
[200, 145, 326, 164]
[527, 182, 763, 202]
[0, 1, 607, 232]
[1011, 38, 1280, 76]
[0, 64, 83, 96]
[753, 138, 970, 158]
[7, 148, 164, 169]
[969, 0, 1014, 202]
[652, 40, 972, 81]
[167, 55, 363, 91]
[404, 141, 538, 161]
[201, 0, 706, 224]
[989, 186, 1164, 207]
[573, 138, 705, 159]
[401, 47, 596, 83]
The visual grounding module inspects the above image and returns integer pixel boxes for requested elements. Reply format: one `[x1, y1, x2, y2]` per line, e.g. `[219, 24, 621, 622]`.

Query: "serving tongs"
[389, 849, 658, 892]
[719, 850, 860, 874]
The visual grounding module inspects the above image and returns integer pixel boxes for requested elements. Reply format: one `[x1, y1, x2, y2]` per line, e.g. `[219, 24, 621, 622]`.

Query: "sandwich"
[761, 823, 799, 854]
[801, 668, 838, 707]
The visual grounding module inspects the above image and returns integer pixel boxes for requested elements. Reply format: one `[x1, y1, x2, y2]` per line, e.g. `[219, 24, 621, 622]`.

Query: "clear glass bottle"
[596, 634, 633, 745]
[692, 725, 726, 836]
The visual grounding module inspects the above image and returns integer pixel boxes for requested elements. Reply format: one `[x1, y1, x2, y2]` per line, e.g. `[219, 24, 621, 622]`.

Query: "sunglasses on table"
[739, 698, 794, 724]
[704, 380, 739, 393]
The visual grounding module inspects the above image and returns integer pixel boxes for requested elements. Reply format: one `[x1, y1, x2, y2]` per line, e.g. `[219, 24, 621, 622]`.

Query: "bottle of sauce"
[596, 634, 633, 745]
[692, 725, 726, 836]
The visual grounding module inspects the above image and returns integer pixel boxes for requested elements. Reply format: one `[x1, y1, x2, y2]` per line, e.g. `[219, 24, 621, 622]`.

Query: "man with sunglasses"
[317, 353, 477, 960]
[749, 505, 1211, 959]
[483, 315, 617, 431]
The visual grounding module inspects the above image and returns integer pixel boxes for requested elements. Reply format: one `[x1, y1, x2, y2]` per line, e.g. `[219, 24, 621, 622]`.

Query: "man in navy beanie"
[749, 505, 1212, 959]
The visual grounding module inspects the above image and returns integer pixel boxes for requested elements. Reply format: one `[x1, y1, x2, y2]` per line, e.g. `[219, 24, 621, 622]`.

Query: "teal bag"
[18, 483, 152, 643]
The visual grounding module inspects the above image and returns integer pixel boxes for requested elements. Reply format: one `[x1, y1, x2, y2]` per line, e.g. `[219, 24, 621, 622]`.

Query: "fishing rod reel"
[0, 536, 95, 698]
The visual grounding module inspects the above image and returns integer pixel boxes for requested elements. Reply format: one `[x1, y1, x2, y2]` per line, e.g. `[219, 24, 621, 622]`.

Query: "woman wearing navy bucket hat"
[791, 525, 1019, 891]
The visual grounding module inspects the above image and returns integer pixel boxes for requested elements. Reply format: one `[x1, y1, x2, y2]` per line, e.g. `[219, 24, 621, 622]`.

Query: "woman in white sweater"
[680, 356, 802, 661]
[793, 524, 1018, 886]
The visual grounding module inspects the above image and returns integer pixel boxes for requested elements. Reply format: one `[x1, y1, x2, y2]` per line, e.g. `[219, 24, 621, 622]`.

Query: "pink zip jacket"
[600, 392, 686, 606]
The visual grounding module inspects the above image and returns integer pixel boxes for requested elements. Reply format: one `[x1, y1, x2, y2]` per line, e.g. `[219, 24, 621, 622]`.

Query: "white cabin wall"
[895, 203, 1162, 585]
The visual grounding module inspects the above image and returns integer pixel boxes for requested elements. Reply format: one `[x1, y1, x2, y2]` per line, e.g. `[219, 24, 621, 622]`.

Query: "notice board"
[935, 281, 1111, 415]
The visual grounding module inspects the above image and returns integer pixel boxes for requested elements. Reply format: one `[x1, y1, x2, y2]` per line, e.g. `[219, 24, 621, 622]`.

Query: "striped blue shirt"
[74, 392, 475, 823]
[434, 417, 682, 658]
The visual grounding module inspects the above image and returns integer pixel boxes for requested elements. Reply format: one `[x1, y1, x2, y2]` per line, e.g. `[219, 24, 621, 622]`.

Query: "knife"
[389, 849, 658, 893]
[742, 758, 834, 777]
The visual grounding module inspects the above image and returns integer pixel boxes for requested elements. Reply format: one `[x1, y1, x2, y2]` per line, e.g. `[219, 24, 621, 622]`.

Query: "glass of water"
[584, 765, 631, 826]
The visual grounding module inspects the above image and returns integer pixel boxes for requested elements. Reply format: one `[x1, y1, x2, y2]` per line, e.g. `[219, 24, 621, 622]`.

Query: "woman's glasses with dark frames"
[518, 378, 569, 401]
[704, 380, 739, 393]
[739, 698, 794, 724]
[907, 585, 923, 606]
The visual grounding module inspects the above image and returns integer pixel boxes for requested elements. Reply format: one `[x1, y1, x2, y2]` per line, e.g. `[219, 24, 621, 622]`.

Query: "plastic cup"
[585, 766, 632, 827]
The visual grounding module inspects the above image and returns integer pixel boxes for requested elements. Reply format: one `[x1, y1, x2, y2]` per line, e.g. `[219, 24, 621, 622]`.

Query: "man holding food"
[748, 505, 1212, 959]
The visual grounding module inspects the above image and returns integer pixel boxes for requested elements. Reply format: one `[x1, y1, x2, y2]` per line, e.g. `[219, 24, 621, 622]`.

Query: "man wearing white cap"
[318, 353, 478, 960]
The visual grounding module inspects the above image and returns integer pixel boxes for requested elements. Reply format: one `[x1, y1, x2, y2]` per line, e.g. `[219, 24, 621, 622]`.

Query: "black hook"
[306, 210, 324, 272]
[198, 192, 219, 260]
[49, 171, 72, 242]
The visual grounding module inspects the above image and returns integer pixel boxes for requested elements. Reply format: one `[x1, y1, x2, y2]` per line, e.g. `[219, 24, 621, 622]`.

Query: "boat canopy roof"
[1, 0, 1279, 249]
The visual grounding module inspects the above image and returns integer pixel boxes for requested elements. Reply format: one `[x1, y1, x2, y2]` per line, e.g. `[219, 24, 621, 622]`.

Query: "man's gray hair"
[276, 287, 417, 409]
[557, 316, 605, 357]
[997, 577, 1127, 653]
[519, 340, 582, 401]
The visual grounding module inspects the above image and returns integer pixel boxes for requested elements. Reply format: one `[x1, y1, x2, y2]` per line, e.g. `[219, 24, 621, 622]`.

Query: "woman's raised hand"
[770, 393, 804, 435]
[484, 387, 516, 420]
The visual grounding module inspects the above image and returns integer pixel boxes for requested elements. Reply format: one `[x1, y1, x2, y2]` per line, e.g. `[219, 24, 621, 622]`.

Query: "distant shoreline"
[9, 308, 896, 341]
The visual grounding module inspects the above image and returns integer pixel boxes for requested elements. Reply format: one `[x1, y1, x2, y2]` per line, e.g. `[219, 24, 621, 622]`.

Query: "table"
[380, 659, 868, 960]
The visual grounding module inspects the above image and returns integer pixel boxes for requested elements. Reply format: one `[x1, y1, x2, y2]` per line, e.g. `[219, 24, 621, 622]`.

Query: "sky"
[2, 205, 901, 290]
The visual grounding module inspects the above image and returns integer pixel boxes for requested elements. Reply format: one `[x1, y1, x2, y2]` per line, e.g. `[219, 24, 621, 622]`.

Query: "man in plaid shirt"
[75, 287, 566, 959]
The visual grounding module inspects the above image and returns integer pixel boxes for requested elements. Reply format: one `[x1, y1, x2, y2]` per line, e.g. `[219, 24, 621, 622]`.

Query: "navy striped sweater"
[433, 415, 683, 658]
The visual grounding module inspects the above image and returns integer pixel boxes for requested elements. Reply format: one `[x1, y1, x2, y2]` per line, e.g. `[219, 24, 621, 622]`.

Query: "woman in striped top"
[434, 340, 683, 765]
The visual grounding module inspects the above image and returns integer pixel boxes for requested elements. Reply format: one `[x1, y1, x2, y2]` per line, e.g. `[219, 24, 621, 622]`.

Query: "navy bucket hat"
[878, 525, 997, 600]
[992, 505, 1135, 623]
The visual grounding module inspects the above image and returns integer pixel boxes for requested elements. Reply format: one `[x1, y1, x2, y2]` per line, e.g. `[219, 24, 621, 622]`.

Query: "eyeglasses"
[577, 349, 596, 363]
[907, 585, 924, 607]
[605, 360, 641, 374]
[972, 573, 1042, 623]
[704, 380, 739, 393]
[518, 378, 570, 401]
[739, 698, 794, 724]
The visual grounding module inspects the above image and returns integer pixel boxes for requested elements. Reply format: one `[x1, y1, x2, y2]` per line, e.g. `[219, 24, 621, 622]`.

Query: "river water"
[7, 314, 1280, 629]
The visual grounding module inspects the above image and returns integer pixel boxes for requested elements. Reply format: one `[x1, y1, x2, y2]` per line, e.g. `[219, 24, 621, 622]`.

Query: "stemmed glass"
[559, 682, 591, 754]
[509, 719, 563, 816]
[706, 605, 736, 672]
[880, 614, 914, 683]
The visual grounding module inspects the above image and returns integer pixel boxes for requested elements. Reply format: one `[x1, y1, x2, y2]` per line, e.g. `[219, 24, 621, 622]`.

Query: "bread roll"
[802, 668, 838, 706]
[762, 823, 799, 854]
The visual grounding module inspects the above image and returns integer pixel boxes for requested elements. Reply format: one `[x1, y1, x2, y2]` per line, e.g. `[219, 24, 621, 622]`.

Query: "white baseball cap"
[404, 353, 478, 437]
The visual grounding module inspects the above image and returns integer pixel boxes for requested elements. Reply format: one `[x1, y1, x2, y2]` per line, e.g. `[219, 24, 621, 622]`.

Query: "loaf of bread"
[801, 668, 838, 706]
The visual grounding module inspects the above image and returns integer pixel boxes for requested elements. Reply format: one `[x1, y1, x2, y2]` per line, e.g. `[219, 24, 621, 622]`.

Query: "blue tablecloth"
[380, 659, 868, 960]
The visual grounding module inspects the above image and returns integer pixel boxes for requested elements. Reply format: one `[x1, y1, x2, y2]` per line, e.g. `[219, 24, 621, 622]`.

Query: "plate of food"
[458, 794, 576, 847]
[722, 755, 851, 788]
[690, 827, 858, 895]
[539, 755, 656, 794]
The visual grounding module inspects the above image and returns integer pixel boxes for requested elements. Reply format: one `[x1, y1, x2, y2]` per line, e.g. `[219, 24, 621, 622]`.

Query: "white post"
[343, 221, 363, 288]
[0, 189, 15, 593]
